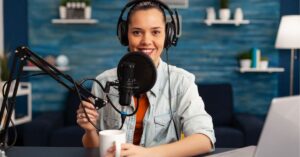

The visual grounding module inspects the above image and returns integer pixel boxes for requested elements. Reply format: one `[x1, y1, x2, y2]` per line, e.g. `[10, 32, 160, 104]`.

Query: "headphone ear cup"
[118, 20, 129, 46]
[165, 22, 175, 49]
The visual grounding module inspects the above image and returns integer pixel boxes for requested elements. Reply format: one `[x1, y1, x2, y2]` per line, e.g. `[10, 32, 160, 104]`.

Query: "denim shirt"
[92, 59, 216, 148]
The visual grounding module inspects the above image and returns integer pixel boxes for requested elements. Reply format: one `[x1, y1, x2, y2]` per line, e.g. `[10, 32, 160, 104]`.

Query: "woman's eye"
[153, 30, 161, 36]
[132, 31, 141, 36]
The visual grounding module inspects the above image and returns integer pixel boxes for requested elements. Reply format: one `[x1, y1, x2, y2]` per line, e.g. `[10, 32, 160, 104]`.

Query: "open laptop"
[206, 95, 300, 157]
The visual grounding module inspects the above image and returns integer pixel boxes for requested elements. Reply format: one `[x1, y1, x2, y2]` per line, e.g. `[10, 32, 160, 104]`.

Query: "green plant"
[84, 0, 91, 6]
[0, 53, 10, 81]
[60, 0, 68, 6]
[237, 51, 251, 60]
[220, 0, 229, 9]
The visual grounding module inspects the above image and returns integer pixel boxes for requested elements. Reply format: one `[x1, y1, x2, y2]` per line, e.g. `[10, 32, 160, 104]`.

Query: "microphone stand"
[0, 46, 107, 150]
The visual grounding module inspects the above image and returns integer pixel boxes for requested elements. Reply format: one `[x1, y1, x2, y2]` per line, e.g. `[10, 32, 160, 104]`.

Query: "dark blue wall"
[6, 0, 298, 117]
[4, 0, 28, 52]
[278, 0, 300, 96]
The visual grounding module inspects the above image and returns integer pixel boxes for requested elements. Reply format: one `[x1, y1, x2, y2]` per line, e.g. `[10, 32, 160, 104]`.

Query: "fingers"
[120, 144, 135, 156]
[79, 100, 96, 109]
[76, 100, 99, 131]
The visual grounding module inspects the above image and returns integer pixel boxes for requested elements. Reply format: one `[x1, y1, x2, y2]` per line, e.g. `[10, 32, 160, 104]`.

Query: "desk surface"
[6, 147, 233, 157]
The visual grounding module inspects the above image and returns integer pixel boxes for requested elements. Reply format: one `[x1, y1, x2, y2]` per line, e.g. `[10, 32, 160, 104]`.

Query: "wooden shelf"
[52, 19, 98, 24]
[204, 19, 250, 26]
[23, 66, 70, 72]
[238, 67, 284, 73]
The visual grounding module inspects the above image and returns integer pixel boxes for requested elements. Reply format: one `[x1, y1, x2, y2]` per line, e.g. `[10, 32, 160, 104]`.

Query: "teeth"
[140, 49, 153, 54]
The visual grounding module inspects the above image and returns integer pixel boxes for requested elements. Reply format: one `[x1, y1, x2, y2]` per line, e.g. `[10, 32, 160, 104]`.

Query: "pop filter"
[117, 52, 157, 97]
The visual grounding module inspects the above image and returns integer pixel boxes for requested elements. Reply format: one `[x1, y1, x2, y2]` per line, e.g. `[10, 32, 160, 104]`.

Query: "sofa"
[197, 83, 264, 148]
[22, 83, 264, 148]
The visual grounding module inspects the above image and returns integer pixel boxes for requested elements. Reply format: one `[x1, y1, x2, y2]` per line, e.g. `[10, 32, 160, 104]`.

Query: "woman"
[76, 1, 215, 156]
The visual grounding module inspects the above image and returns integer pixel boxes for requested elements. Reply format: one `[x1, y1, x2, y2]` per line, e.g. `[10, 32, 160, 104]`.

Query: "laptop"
[206, 95, 300, 157]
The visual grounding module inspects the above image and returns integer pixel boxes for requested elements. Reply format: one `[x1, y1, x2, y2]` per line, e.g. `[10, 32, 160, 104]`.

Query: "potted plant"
[59, 0, 68, 19]
[219, 0, 230, 21]
[260, 57, 269, 69]
[237, 50, 251, 69]
[0, 54, 10, 82]
[0, 53, 12, 93]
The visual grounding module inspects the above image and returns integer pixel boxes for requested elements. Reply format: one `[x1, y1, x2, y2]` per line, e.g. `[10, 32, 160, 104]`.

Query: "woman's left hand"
[120, 143, 152, 157]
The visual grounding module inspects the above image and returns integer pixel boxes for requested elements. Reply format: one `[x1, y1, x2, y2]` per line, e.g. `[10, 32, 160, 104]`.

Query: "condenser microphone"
[117, 52, 157, 106]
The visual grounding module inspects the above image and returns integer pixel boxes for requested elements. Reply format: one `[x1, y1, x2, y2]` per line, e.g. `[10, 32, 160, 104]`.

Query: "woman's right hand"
[76, 100, 99, 132]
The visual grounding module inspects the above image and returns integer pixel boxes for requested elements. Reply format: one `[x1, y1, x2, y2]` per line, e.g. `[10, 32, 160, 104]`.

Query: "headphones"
[117, 0, 180, 49]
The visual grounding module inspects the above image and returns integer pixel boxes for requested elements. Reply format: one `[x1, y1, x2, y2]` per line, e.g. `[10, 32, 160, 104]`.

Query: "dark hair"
[127, 1, 167, 24]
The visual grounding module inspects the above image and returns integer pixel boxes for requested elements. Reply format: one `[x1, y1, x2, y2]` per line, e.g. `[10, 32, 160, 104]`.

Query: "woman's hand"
[105, 143, 152, 157]
[119, 144, 151, 157]
[76, 100, 99, 131]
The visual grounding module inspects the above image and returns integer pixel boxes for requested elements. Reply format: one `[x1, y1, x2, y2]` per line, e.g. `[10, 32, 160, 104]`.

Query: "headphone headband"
[117, 0, 180, 49]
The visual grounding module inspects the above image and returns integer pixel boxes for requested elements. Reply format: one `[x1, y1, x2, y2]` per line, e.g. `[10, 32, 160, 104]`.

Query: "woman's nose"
[140, 33, 152, 45]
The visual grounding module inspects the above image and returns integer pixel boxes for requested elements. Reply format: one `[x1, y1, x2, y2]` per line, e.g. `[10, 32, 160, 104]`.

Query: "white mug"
[99, 130, 126, 157]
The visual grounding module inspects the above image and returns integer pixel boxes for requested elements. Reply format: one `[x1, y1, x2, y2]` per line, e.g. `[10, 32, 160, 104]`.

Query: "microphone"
[117, 52, 157, 106]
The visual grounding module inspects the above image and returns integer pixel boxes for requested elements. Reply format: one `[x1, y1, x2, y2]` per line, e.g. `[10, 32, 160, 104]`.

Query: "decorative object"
[219, 0, 230, 21]
[234, 8, 243, 22]
[275, 15, 300, 95]
[259, 57, 269, 69]
[56, 55, 69, 67]
[237, 51, 251, 69]
[59, 0, 91, 19]
[251, 48, 261, 68]
[206, 7, 216, 21]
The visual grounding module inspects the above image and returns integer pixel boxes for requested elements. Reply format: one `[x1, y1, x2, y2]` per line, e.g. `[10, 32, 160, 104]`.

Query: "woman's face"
[127, 8, 166, 67]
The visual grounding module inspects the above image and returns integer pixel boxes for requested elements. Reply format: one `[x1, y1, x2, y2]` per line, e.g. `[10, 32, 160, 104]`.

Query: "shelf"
[0, 82, 32, 126]
[23, 66, 70, 72]
[52, 19, 98, 24]
[204, 19, 250, 26]
[238, 67, 284, 73]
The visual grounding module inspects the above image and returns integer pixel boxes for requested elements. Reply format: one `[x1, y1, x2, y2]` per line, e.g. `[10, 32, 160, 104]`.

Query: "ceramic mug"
[99, 130, 126, 157]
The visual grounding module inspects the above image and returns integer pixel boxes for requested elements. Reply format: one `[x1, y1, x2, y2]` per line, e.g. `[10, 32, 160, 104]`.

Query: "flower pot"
[84, 6, 91, 19]
[59, 6, 67, 19]
[259, 61, 268, 69]
[240, 59, 251, 69]
[219, 8, 230, 21]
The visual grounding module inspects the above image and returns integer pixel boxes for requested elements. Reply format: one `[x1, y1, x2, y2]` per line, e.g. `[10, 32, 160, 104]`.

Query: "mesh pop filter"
[117, 52, 157, 95]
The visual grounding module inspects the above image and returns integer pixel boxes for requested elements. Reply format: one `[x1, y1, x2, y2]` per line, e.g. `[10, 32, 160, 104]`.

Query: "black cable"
[78, 78, 140, 130]
[165, 49, 180, 141]
[1, 81, 18, 150]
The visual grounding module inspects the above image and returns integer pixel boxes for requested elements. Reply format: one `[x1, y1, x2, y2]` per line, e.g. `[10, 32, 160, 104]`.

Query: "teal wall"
[27, 0, 281, 116]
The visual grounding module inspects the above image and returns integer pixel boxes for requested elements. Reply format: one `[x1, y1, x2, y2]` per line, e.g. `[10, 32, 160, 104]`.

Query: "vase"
[234, 8, 243, 22]
[59, 6, 66, 19]
[84, 6, 91, 19]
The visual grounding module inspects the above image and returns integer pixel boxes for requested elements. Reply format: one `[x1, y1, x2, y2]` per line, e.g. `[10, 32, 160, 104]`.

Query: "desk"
[5, 147, 233, 157]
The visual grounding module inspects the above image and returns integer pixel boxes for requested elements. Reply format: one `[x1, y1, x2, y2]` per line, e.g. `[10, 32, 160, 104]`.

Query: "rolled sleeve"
[178, 81, 216, 148]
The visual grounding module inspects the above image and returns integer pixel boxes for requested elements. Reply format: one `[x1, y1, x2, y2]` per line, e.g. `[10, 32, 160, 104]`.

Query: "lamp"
[275, 15, 300, 95]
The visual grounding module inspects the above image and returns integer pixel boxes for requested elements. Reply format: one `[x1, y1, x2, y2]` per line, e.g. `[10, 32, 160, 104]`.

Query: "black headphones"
[117, 0, 180, 49]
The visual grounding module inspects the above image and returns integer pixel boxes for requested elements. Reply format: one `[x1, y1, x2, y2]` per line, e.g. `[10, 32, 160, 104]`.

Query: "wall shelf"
[238, 67, 284, 73]
[204, 19, 250, 26]
[0, 82, 32, 126]
[24, 66, 70, 72]
[52, 19, 98, 24]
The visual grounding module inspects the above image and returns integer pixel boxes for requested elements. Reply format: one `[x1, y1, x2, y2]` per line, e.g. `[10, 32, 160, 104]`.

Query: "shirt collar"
[149, 58, 165, 97]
